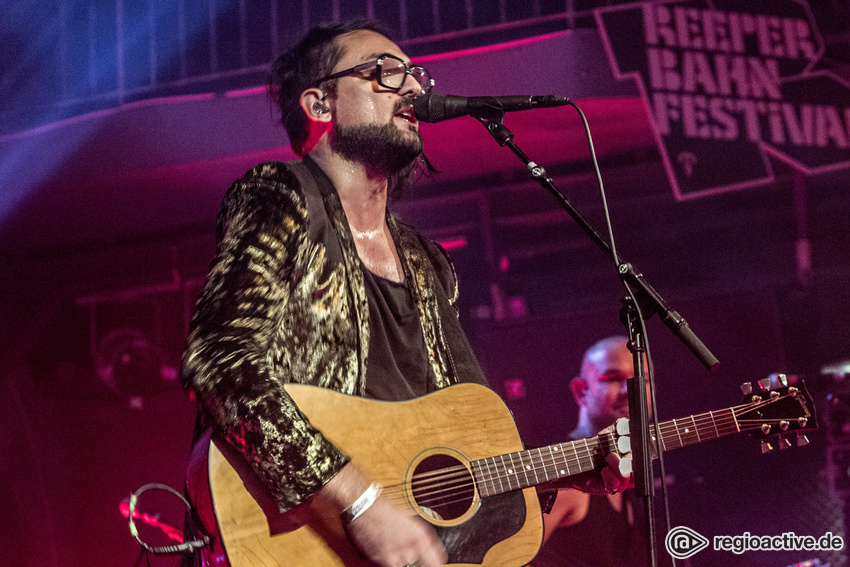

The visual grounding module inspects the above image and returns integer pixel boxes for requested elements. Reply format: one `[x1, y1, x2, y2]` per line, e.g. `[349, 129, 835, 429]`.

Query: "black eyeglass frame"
[315, 53, 434, 94]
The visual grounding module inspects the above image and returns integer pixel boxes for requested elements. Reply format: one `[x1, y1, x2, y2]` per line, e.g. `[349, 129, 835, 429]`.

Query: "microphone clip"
[475, 111, 514, 147]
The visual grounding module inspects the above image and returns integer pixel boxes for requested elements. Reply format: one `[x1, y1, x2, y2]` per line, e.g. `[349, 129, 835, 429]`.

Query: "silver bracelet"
[340, 482, 383, 526]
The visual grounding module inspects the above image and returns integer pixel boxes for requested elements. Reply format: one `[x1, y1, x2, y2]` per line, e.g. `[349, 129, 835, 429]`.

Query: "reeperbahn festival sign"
[595, 0, 850, 199]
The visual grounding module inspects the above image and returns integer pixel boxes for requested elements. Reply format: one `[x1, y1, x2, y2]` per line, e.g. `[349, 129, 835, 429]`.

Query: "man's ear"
[300, 88, 332, 122]
[570, 376, 588, 407]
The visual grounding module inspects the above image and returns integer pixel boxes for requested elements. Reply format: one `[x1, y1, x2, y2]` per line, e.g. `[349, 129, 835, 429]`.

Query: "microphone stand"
[471, 107, 719, 567]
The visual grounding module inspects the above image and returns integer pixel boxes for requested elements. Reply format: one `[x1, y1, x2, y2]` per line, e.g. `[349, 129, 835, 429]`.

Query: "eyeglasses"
[316, 53, 434, 94]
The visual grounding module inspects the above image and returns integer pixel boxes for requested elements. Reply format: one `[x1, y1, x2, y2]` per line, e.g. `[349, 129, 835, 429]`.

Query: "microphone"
[413, 93, 570, 123]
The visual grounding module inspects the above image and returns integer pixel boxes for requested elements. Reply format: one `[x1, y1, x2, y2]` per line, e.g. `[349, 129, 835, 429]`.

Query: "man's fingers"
[600, 466, 618, 493]
[603, 452, 635, 491]
[419, 523, 448, 567]
[420, 544, 448, 567]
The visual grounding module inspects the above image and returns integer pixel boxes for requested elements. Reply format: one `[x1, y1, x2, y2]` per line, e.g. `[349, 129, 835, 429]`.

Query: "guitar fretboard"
[471, 406, 740, 498]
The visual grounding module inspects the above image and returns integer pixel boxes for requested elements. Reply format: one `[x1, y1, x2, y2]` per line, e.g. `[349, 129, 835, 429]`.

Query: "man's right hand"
[345, 495, 447, 567]
[317, 464, 447, 567]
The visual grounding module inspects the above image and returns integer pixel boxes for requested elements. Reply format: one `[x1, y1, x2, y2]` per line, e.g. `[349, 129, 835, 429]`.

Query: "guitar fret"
[654, 428, 666, 452]
[591, 438, 602, 470]
[730, 405, 742, 433]
[491, 457, 505, 494]
[486, 458, 498, 498]
[506, 453, 520, 489]
[709, 410, 720, 438]
[557, 444, 570, 477]
[690, 415, 700, 443]
[499, 454, 514, 491]
[572, 442, 582, 473]
[547, 445, 564, 478]
[582, 439, 592, 471]
[518, 452, 532, 488]
[482, 458, 497, 497]
[529, 451, 539, 484]
[730, 407, 742, 433]
[537, 448, 550, 482]
[673, 418, 684, 449]
[682, 416, 698, 446]
[473, 460, 488, 498]
[592, 437, 605, 469]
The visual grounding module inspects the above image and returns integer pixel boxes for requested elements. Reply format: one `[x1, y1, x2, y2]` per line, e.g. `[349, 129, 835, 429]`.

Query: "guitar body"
[194, 383, 543, 567]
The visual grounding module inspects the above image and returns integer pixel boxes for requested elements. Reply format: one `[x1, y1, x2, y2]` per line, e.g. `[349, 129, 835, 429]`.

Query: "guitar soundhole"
[411, 454, 475, 521]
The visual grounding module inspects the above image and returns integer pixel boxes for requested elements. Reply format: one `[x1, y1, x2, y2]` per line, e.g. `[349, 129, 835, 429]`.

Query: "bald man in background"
[535, 336, 649, 567]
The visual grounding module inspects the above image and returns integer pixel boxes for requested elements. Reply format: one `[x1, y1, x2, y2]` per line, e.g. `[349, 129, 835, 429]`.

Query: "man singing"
[182, 20, 632, 567]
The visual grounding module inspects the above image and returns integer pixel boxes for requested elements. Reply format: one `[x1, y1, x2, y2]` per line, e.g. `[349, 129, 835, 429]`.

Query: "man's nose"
[398, 73, 422, 97]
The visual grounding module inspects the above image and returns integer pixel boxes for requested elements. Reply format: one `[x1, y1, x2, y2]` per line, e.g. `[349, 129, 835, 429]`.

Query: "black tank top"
[362, 269, 432, 401]
[535, 493, 644, 567]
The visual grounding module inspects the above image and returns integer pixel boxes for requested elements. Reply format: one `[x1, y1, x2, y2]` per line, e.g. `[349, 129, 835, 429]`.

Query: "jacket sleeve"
[182, 163, 349, 512]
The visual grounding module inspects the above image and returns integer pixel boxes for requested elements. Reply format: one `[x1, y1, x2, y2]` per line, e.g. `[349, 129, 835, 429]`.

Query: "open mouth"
[394, 106, 416, 124]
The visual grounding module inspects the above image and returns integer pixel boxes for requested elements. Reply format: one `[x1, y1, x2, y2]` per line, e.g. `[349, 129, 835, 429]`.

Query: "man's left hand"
[564, 422, 634, 495]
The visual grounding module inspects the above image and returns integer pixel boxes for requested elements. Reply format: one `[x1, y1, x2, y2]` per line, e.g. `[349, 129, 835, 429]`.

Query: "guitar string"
[382, 396, 796, 509]
[438, 399, 776, 494]
[404, 395, 783, 494]
[383, 421, 790, 511]
[399, 394, 790, 491]
[379, 394, 805, 511]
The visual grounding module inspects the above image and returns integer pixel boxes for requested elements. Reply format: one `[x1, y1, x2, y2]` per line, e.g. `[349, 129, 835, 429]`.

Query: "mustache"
[393, 95, 416, 114]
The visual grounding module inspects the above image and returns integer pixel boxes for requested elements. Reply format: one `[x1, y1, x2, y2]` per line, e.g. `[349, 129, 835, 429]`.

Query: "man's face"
[326, 30, 424, 173]
[572, 340, 649, 428]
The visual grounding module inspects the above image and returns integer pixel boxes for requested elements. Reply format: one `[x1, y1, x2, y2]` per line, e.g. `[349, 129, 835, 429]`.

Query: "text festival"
[643, 4, 848, 149]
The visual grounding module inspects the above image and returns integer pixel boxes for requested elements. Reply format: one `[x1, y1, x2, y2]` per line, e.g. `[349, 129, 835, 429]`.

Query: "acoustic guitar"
[189, 374, 816, 566]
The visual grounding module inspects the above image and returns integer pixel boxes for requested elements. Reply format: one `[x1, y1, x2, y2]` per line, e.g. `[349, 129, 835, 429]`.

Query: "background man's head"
[570, 336, 634, 433]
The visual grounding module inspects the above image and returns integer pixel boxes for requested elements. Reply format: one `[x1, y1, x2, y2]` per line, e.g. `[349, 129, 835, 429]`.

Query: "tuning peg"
[761, 423, 771, 435]
[741, 382, 753, 395]
[796, 433, 810, 447]
[758, 377, 771, 390]
[778, 435, 793, 450]
[798, 417, 808, 428]
[618, 436, 631, 454]
[761, 440, 774, 454]
[780, 420, 789, 431]
[771, 373, 789, 387]
[770, 373, 800, 388]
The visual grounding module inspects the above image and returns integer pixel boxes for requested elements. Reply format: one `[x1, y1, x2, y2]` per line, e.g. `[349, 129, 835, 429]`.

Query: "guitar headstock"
[739, 373, 818, 453]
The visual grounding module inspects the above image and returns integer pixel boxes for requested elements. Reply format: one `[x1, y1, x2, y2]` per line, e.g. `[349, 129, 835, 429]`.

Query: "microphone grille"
[413, 93, 446, 123]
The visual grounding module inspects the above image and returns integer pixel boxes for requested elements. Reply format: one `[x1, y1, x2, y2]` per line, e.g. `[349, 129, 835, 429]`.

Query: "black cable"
[127, 483, 211, 556]
[568, 100, 676, 566]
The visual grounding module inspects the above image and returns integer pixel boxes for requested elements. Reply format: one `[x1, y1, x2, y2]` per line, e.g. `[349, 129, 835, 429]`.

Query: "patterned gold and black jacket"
[182, 158, 487, 512]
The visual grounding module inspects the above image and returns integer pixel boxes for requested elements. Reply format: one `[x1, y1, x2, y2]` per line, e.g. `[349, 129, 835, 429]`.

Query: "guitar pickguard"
[438, 490, 527, 564]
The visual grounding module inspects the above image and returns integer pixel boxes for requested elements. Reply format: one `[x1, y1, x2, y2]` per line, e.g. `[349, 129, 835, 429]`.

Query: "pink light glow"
[225, 85, 268, 98]
[119, 499, 184, 543]
[504, 379, 526, 400]
[438, 237, 467, 250]
[120, 93, 215, 109]
[415, 30, 572, 63]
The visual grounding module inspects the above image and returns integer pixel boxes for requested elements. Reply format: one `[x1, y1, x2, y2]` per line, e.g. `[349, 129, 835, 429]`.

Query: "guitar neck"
[471, 406, 740, 498]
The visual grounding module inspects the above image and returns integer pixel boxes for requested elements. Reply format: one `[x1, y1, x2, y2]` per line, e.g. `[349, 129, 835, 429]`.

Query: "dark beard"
[329, 121, 423, 176]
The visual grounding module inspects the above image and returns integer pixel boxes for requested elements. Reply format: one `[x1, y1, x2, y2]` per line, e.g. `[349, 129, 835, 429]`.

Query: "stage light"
[94, 327, 176, 409]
